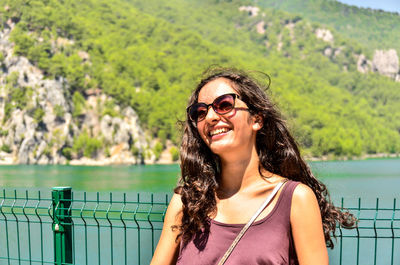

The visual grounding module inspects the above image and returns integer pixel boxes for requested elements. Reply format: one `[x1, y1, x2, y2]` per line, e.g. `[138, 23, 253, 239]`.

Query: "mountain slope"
[0, 0, 398, 163]
[256, 0, 400, 54]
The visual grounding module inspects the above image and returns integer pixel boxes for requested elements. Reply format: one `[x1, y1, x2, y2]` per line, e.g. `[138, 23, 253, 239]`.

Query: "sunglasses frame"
[187, 93, 240, 123]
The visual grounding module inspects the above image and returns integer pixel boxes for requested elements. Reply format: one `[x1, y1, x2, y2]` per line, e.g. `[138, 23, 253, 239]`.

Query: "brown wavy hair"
[176, 67, 356, 248]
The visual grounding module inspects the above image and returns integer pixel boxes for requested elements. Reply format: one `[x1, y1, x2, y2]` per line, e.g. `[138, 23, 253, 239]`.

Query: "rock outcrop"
[357, 54, 372, 74]
[315, 28, 334, 43]
[256, 21, 266, 34]
[354, 50, 400, 80]
[239, 6, 260, 17]
[372, 49, 399, 79]
[315, 29, 400, 80]
[0, 21, 155, 165]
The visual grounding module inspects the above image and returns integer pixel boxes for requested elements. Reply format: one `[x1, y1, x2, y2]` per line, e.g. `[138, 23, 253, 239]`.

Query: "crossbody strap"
[217, 180, 288, 265]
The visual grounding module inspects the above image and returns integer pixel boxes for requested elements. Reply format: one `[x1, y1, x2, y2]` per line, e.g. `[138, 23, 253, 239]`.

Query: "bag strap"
[217, 180, 288, 265]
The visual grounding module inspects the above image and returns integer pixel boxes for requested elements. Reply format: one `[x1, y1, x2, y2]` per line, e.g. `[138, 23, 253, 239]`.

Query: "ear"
[252, 114, 263, 131]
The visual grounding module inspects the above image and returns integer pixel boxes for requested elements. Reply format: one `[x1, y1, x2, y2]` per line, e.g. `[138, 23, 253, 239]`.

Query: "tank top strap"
[281, 180, 301, 203]
[272, 180, 301, 222]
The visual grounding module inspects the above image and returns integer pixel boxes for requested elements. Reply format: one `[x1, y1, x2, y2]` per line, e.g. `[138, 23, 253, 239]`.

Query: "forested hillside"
[257, 0, 400, 54]
[0, 0, 399, 163]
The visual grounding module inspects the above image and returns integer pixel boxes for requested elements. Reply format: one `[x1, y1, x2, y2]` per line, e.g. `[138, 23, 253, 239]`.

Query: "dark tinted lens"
[214, 94, 235, 114]
[188, 94, 237, 122]
[190, 103, 208, 121]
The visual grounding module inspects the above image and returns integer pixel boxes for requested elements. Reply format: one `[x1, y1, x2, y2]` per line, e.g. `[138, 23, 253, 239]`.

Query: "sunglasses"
[187, 93, 240, 122]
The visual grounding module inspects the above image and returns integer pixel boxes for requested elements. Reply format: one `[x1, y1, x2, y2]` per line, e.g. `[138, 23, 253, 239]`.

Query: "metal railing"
[330, 197, 400, 265]
[0, 187, 399, 265]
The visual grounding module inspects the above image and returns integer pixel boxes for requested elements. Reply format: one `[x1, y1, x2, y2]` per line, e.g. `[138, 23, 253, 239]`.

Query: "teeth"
[210, 128, 229, 136]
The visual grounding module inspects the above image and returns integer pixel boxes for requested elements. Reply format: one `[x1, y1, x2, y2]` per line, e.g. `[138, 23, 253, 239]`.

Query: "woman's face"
[196, 78, 261, 157]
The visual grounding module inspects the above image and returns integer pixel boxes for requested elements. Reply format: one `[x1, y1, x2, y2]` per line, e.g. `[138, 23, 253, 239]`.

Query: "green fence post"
[52, 187, 73, 265]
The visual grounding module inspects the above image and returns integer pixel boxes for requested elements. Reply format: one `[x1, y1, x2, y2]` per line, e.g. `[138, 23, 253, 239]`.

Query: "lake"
[0, 158, 399, 199]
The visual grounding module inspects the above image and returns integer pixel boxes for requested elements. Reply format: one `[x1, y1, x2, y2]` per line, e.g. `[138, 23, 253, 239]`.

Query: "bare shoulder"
[291, 183, 320, 219]
[165, 193, 183, 223]
[292, 183, 317, 202]
[169, 193, 183, 211]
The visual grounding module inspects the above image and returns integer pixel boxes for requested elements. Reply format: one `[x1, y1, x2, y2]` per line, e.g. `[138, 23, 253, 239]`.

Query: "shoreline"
[0, 153, 398, 166]
[305, 153, 399, 162]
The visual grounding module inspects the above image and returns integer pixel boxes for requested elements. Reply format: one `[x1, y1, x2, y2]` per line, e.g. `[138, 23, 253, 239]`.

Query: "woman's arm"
[150, 193, 183, 265]
[291, 184, 329, 265]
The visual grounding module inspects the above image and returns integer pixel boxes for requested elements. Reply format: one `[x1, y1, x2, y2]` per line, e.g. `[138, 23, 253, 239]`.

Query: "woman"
[151, 68, 356, 265]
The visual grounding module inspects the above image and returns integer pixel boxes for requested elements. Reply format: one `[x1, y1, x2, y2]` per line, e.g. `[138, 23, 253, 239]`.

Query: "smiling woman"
[196, 81, 257, 157]
[150, 68, 356, 265]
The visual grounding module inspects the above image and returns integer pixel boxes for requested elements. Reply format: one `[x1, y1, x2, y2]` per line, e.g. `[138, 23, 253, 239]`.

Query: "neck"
[218, 146, 261, 196]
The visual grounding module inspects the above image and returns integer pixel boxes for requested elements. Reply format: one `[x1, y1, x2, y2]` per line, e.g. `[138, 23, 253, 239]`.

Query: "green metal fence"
[330, 197, 400, 265]
[0, 187, 399, 265]
[0, 187, 169, 265]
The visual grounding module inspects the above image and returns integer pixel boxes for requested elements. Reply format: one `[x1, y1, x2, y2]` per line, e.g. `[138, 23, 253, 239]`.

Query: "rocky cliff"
[0, 21, 162, 165]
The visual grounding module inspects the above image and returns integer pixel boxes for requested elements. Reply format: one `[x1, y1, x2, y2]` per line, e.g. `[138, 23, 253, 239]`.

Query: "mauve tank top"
[176, 180, 300, 265]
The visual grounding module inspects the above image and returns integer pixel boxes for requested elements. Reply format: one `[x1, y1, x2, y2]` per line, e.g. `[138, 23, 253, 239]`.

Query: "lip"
[210, 129, 230, 140]
[206, 126, 232, 140]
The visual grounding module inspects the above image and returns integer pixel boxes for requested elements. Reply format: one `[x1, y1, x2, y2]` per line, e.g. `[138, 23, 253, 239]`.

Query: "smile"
[209, 128, 230, 137]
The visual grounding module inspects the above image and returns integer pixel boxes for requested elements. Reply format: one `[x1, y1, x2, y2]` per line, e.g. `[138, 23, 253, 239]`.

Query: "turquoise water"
[0, 164, 181, 192]
[0, 159, 399, 198]
[311, 158, 400, 199]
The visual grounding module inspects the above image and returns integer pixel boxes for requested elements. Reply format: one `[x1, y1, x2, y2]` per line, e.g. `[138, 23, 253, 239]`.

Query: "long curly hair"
[176, 67, 356, 248]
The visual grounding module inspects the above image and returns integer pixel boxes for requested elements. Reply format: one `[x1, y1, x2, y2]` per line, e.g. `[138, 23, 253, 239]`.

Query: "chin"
[209, 141, 237, 155]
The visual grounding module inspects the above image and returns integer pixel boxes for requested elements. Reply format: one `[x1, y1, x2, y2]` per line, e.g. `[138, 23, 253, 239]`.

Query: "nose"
[204, 105, 220, 123]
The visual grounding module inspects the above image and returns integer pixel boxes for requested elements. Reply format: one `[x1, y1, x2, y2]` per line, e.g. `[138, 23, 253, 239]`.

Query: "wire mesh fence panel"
[1, 188, 169, 265]
[328, 197, 400, 265]
[1, 188, 399, 265]
[0, 189, 54, 265]
[67, 191, 169, 265]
